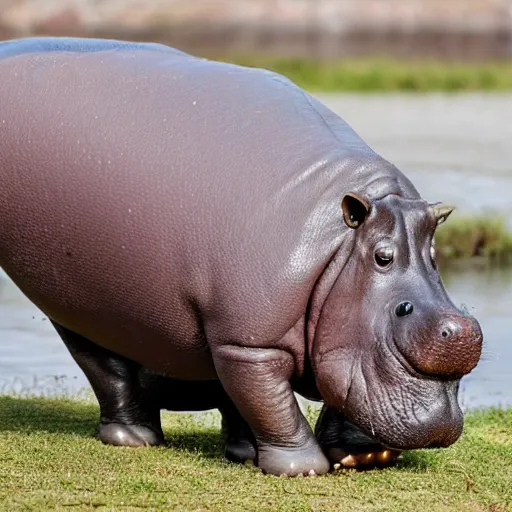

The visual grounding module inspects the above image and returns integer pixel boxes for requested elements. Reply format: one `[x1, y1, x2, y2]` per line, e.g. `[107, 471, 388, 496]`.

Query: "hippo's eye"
[375, 247, 394, 267]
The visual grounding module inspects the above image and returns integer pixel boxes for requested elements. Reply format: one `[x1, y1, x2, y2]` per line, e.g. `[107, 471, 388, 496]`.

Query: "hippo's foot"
[99, 423, 165, 447]
[315, 405, 401, 471]
[256, 437, 330, 477]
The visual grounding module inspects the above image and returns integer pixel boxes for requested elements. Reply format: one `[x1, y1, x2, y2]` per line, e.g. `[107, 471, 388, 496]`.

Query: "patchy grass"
[0, 396, 510, 511]
[221, 56, 512, 93]
[436, 216, 512, 268]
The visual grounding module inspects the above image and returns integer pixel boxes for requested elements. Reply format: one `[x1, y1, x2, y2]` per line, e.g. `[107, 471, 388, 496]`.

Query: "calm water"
[0, 93, 511, 408]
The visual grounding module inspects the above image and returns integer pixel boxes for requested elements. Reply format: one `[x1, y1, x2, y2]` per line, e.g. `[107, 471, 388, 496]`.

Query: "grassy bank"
[224, 57, 512, 92]
[0, 396, 510, 511]
[436, 216, 512, 268]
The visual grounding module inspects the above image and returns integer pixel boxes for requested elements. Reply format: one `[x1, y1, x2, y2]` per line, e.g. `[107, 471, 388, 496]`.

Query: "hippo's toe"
[315, 406, 401, 471]
[329, 447, 400, 470]
[98, 423, 165, 447]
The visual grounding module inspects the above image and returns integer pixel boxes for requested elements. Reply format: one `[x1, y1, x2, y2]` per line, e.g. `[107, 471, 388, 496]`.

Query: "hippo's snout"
[395, 309, 483, 379]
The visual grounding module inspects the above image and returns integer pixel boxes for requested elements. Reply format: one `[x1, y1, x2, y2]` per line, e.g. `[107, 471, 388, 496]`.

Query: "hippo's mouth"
[316, 337, 465, 453]
[389, 333, 440, 382]
[344, 347, 465, 452]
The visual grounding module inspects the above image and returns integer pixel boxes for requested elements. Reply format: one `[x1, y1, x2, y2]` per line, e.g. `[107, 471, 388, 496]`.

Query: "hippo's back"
[0, 38, 391, 376]
[0, 36, 189, 60]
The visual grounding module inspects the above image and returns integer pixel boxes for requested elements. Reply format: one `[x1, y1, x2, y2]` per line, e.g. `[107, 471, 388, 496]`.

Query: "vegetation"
[435, 216, 512, 268]
[224, 56, 512, 92]
[0, 396, 510, 511]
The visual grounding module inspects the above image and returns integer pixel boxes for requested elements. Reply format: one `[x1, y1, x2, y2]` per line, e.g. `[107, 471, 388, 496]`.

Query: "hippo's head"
[311, 192, 483, 451]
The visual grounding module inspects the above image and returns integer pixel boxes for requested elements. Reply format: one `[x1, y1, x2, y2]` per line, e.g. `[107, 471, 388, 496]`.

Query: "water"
[443, 268, 512, 408]
[0, 272, 88, 396]
[0, 93, 511, 408]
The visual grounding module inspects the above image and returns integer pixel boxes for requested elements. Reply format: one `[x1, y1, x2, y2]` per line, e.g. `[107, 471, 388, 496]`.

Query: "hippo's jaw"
[315, 339, 465, 451]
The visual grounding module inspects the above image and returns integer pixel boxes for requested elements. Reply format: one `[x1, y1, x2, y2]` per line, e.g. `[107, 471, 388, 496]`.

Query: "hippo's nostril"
[439, 320, 461, 340]
[395, 302, 414, 317]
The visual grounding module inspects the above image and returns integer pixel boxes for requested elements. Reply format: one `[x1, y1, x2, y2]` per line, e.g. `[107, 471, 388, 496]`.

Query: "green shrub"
[222, 56, 512, 92]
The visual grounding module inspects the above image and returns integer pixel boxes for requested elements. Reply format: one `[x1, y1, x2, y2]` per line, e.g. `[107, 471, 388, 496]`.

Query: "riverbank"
[0, 396, 509, 511]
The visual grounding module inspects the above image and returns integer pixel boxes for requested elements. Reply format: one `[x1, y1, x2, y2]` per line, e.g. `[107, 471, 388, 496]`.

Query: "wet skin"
[0, 37, 483, 476]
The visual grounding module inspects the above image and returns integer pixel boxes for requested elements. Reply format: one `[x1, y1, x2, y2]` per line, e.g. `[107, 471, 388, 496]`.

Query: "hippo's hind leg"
[219, 399, 257, 464]
[52, 321, 164, 447]
[315, 405, 400, 470]
[141, 372, 257, 463]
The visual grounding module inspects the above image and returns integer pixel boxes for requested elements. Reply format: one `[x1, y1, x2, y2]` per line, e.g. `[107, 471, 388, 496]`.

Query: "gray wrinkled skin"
[0, 37, 483, 476]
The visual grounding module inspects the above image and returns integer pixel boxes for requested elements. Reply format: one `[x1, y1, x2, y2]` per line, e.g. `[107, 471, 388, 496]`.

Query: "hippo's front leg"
[213, 345, 329, 476]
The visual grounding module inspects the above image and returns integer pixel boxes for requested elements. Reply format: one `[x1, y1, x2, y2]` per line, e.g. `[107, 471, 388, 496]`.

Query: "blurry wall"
[0, 0, 511, 60]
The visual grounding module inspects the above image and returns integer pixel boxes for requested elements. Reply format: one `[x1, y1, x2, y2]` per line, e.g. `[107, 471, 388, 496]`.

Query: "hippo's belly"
[0, 184, 217, 379]
[0, 258, 217, 380]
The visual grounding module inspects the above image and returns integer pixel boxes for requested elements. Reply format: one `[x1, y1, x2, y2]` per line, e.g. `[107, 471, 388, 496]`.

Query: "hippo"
[0, 37, 483, 477]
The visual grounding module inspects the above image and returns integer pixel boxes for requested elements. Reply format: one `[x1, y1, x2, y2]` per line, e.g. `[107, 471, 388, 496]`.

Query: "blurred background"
[0, 0, 511, 61]
[0, 0, 511, 410]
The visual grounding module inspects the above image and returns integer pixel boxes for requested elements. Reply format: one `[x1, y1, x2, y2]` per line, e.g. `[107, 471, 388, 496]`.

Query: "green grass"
[0, 397, 510, 511]
[221, 56, 512, 92]
[436, 216, 512, 267]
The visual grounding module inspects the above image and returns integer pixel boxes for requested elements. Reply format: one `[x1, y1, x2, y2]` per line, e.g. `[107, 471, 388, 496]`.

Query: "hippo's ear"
[429, 202, 455, 226]
[341, 193, 371, 229]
